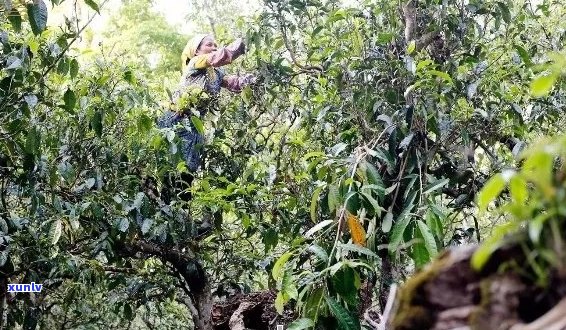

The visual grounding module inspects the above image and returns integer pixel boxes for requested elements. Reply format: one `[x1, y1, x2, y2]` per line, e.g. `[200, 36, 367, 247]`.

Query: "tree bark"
[0, 277, 6, 329]
[115, 239, 211, 327]
[387, 244, 566, 330]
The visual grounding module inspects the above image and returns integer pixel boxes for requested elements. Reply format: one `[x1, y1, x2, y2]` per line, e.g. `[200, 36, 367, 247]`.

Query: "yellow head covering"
[181, 34, 210, 71]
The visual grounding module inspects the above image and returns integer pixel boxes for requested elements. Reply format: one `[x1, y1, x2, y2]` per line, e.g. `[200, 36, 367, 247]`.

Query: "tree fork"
[114, 238, 214, 328]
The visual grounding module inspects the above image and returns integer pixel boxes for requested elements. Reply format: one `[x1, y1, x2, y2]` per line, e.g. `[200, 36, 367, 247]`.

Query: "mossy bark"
[389, 244, 566, 330]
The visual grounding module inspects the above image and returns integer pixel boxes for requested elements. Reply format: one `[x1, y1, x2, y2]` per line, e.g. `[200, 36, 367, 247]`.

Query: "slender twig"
[471, 136, 501, 168]
[276, 15, 323, 73]
[378, 284, 398, 330]
[40, 0, 111, 81]
[472, 214, 481, 242]
[364, 310, 380, 329]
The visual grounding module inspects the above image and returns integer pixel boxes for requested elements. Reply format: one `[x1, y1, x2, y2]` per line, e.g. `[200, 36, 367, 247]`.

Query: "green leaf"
[332, 267, 357, 304]
[477, 173, 505, 212]
[137, 114, 153, 133]
[282, 269, 298, 299]
[382, 212, 393, 233]
[132, 192, 145, 210]
[49, 219, 62, 245]
[426, 209, 444, 241]
[305, 220, 334, 238]
[338, 243, 378, 258]
[8, 8, 22, 32]
[272, 251, 293, 280]
[57, 58, 69, 75]
[0, 250, 8, 267]
[509, 175, 528, 205]
[496, 2, 511, 24]
[275, 291, 286, 314]
[85, 178, 96, 189]
[303, 288, 324, 319]
[429, 70, 452, 83]
[190, 116, 204, 134]
[303, 151, 325, 161]
[262, 228, 278, 252]
[141, 218, 153, 234]
[288, 318, 315, 330]
[361, 184, 386, 194]
[529, 212, 553, 244]
[97, 74, 110, 85]
[417, 220, 438, 258]
[325, 296, 360, 330]
[308, 245, 328, 262]
[345, 191, 360, 215]
[69, 59, 79, 79]
[241, 86, 252, 105]
[124, 70, 135, 83]
[91, 111, 103, 137]
[530, 73, 558, 97]
[0, 218, 8, 234]
[25, 127, 40, 155]
[513, 45, 532, 66]
[123, 303, 134, 320]
[403, 174, 418, 199]
[26, 0, 48, 35]
[361, 191, 384, 217]
[389, 215, 411, 252]
[328, 184, 339, 213]
[412, 227, 430, 268]
[108, 279, 121, 291]
[522, 151, 553, 189]
[64, 88, 76, 112]
[364, 162, 383, 186]
[384, 183, 398, 195]
[472, 221, 519, 270]
[423, 178, 449, 195]
[407, 40, 416, 54]
[399, 133, 414, 150]
[84, 0, 100, 13]
[310, 186, 323, 223]
[118, 218, 129, 232]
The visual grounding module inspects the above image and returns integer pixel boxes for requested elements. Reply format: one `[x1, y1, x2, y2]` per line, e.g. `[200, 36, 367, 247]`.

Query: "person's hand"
[233, 38, 246, 55]
[225, 38, 246, 57]
[241, 73, 257, 86]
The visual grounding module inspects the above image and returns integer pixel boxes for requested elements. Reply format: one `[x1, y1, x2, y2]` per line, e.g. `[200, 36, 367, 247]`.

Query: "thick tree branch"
[402, 0, 416, 43]
[416, 30, 440, 51]
[114, 239, 215, 329]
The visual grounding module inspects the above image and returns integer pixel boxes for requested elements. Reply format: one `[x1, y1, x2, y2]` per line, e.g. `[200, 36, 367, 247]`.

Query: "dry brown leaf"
[347, 212, 366, 246]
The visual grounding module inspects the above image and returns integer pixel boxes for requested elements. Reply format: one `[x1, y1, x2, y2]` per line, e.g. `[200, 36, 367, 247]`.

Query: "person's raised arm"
[222, 74, 256, 93]
[188, 38, 246, 70]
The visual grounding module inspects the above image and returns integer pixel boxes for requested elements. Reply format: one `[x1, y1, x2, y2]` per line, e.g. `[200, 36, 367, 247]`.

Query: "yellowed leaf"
[346, 212, 366, 246]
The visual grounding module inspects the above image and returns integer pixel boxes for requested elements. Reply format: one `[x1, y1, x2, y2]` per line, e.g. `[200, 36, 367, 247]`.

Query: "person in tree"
[158, 34, 255, 203]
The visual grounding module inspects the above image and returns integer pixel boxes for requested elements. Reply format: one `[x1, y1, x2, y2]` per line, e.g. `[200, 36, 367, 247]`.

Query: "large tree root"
[384, 245, 566, 330]
[212, 290, 296, 330]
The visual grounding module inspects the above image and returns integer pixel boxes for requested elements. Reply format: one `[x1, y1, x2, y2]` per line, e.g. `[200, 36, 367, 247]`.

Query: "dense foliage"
[0, 0, 564, 329]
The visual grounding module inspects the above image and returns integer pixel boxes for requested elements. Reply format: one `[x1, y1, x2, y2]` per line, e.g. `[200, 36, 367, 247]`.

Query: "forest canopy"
[0, 0, 565, 329]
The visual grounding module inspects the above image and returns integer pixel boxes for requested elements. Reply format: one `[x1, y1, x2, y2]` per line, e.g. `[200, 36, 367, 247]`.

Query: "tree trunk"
[0, 277, 6, 329]
[195, 281, 214, 330]
[379, 249, 394, 312]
